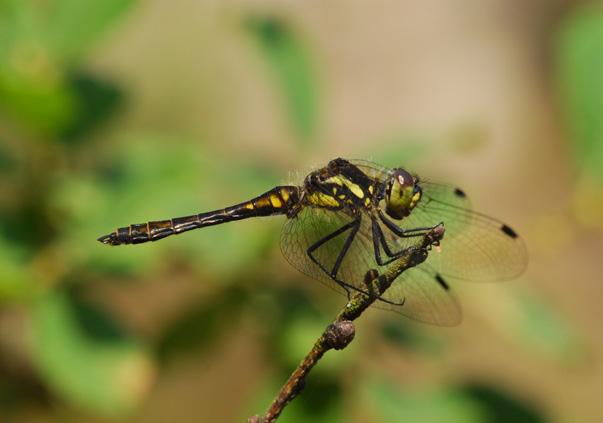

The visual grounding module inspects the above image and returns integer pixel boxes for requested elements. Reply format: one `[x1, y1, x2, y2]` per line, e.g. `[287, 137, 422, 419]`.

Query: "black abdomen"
[98, 186, 300, 246]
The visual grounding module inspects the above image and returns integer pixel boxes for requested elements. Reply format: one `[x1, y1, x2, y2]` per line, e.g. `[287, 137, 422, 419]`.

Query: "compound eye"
[393, 169, 414, 190]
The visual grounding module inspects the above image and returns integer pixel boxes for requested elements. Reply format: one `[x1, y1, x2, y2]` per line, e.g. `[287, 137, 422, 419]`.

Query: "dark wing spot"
[435, 273, 450, 291]
[453, 187, 466, 198]
[500, 224, 518, 239]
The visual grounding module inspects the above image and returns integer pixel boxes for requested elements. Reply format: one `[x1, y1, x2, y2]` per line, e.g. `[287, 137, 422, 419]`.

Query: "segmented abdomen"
[98, 186, 300, 246]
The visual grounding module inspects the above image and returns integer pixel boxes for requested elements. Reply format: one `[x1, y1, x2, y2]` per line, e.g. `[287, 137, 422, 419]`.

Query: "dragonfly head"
[385, 168, 422, 219]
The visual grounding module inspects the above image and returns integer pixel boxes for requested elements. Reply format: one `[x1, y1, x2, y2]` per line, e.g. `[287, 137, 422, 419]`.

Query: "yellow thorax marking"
[245, 203, 255, 210]
[325, 176, 343, 186]
[308, 192, 340, 208]
[325, 176, 365, 199]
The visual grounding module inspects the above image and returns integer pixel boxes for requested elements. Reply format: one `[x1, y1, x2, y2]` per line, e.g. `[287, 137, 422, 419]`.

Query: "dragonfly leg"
[306, 217, 360, 295]
[306, 216, 409, 302]
[330, 217, 361, 279]
[372, 217, 405, 266]
[362, 269, 381, 299]
[378, 210, 438, 238]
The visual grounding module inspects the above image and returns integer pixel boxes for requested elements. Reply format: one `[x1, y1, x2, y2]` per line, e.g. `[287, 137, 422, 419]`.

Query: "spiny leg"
[367, 221, 408, 306]
[305, 216, 407, 305]
[371, 217, 413, 266]
[306, 218, 360, 296]
[330, 217, 361, 279]
[378, 210, 436, 238]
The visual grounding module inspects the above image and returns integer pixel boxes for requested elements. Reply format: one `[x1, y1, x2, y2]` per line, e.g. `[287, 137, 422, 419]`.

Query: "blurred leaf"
[44, 0, 136, 63]
[279, 316, 327, 365]
[557, 5, 603, 179]
[472, 286, 581, 362]
[460, 384, 546, 423]
[0, 138, 17, 171]
[380, 318, 446, 354]
[513, 292, 579, 360]
[363, 379, 484, 423]
[260, 286, 350, 370]
[54, 134, 280, 277]
[59, 71, 124, 142]
[156, 285, 247, 362]
[30, 290, 155, 417]
[246, 16, 318, 144]
[0, 63, 75, 137]
[0, 0, 133, 137]
[0, 234, 32, 302]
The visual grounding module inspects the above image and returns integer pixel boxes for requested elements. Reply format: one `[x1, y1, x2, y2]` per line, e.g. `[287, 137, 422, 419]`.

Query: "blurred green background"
[1, 1, 602, 422]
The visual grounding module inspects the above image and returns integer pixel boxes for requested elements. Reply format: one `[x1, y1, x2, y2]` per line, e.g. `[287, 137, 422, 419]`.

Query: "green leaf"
[460, 384, 546, 423]
[557, 6, 603, 179]
[30, 290, 155, 416]
[59, 71, 124, 142]
[0, 234, 32, 302]
[364, 378, 547, 423]
[0, 0, 133, 137]
[45, 0, 136, 63]
[54, 134, 279, 277]
[0, 65, 76, 137]
[247, 16, 318, 144]
[363, 379, 485, 423]
[156, 285, 247, 362]
[513, 292, 580, 360]
[380, 318, 447, 354]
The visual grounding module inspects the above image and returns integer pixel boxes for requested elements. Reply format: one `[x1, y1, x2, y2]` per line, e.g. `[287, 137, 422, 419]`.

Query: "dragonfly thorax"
[384, 168, 422, 219]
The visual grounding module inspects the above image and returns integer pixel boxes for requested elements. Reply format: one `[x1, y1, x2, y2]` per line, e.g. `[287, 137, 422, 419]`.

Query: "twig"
[248, 224, 445, 423]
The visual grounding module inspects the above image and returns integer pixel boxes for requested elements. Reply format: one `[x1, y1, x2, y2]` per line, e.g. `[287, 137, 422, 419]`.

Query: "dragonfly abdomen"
[98, 186, 300, 246]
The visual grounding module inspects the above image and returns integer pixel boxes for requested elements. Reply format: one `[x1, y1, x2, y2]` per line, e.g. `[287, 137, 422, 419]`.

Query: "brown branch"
[248, 224, 445, 423]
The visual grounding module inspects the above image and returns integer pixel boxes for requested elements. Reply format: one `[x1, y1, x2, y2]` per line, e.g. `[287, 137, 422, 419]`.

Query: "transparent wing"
[377, 265, 462, 326]
[281, 206, 378, 296]
[348, 159, 391, 181]
[280, 205, 462, 326]
[390, 181, 527, 282]
[350, 159, 527, 281]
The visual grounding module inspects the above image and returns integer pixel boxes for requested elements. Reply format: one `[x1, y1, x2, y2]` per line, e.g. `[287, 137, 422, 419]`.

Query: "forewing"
[348, 159, 390, 182]
[391, 181, 527, 282]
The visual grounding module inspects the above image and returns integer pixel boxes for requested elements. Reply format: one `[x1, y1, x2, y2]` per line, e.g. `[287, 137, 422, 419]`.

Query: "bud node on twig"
[324, 320, 355, 350]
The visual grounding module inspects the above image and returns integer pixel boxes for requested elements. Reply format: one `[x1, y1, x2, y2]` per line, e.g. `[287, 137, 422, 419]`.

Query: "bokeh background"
[1, 1, 602, 422]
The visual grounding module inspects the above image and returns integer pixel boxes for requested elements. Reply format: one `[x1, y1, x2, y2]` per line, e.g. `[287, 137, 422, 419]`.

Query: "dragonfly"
[98, 158, 527, 326]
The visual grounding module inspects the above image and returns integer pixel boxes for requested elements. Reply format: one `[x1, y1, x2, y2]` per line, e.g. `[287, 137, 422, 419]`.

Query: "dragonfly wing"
[348, 159, 391, 181]
[281, 205, 462, 326]
[392, 181, 527, 282]
[281, 206, 379, 296]
[376, 265, 462, 326]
